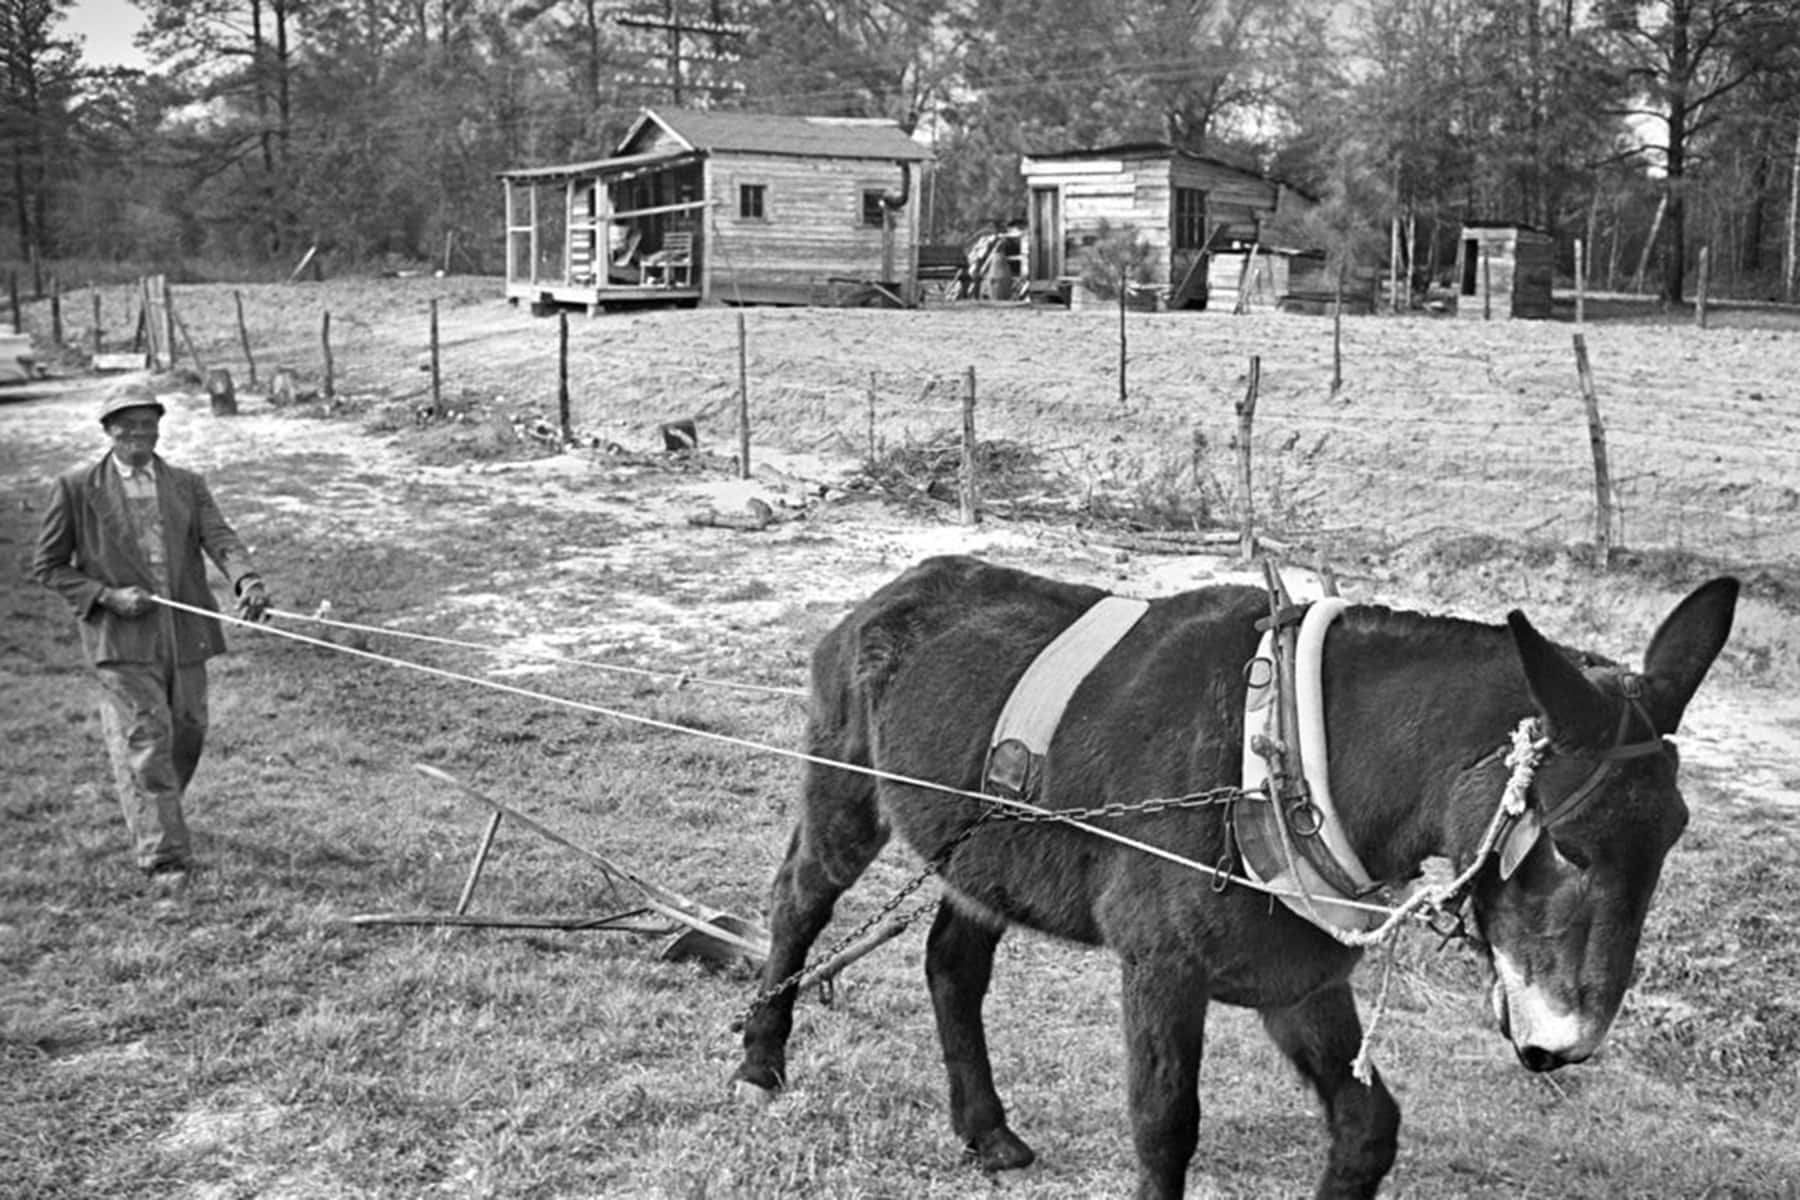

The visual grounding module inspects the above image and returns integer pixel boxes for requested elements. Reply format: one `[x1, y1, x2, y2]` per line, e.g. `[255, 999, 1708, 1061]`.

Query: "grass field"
[3, 282, 1798, 1198]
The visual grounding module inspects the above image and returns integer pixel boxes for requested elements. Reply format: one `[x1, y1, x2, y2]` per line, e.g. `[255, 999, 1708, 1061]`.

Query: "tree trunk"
[1659, 0, 1693, 307]
[1743, 146, 1770, 276]
[1786, 121, 1800, 301]
[1633, 191, 1668, 295]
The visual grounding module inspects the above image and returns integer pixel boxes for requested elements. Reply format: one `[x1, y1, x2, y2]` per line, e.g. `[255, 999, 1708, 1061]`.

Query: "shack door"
[1029, 186, 1062, 283]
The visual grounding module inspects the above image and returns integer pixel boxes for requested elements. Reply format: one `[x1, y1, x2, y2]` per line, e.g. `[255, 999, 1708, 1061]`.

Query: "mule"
[733, 556, 1737, 1198]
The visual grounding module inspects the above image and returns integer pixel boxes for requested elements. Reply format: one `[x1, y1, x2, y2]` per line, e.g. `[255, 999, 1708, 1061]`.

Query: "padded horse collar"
[1237, 591, 1388, 936]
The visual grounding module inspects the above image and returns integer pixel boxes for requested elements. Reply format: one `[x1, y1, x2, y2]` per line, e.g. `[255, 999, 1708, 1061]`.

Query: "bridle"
[1430, 672, 1670, 937]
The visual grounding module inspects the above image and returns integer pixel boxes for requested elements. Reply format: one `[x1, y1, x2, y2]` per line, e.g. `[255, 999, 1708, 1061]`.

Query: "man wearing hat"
[32, 378, 272, 893]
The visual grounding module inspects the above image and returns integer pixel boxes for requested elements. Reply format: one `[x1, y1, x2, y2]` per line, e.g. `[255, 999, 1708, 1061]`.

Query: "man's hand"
[236, 576, 270, 623]
[99, 586, 155, 618]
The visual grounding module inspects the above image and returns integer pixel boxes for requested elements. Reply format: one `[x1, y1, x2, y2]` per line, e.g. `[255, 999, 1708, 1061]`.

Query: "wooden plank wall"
[704, 151, 920, 297]
[1457, 228, 1552, 319]
[1026, 155, 1285, 295]
[1026, 159, 1175, 286]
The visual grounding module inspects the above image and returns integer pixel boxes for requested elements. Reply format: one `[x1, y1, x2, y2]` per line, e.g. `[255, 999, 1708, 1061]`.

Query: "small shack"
[1454, 223, 1554, 319]
[501, 108, 933, 310]
[1017, 143, 1309, 309]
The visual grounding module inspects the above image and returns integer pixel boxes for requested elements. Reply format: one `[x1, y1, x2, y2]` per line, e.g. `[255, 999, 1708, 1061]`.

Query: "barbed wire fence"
[23, 279, 1800, 570]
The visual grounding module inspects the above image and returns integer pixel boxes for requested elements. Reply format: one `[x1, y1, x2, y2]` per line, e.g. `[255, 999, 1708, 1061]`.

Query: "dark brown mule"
[733, 556, 1737, 1199]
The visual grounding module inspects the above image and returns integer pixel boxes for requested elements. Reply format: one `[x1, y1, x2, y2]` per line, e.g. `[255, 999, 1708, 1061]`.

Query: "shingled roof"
[624, 108, 933, 162]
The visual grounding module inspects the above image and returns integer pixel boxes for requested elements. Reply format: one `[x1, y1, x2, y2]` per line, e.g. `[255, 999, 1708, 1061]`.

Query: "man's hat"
[98, 378, 166, 425]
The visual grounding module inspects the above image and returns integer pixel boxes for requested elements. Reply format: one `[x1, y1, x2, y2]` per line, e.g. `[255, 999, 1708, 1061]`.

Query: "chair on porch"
[607, 227, 643, 284]
[639, 231, 695, 288]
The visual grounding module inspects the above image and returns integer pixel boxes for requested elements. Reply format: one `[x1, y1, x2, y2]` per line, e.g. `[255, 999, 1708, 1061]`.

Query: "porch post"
[529, 186, 540, 286]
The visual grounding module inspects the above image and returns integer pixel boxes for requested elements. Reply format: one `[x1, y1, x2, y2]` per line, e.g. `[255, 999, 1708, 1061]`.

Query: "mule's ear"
[1508, 609, 1611, 746]
[1639, 577, 1738, 734]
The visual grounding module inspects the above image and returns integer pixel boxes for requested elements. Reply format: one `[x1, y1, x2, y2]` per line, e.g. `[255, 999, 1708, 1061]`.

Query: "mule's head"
[1471, 577, 1737, 1072]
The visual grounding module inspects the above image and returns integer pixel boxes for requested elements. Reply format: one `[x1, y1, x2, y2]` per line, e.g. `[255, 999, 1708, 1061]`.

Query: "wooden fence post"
[429, 299, 441, 414]
[736, 311, 751, 480]
[50, 275, 62, 346]
[557, 309, 571, 443]
[1481, 250, 1492, 319]
[1117, 263, 1129, 405]
[162, 279, 177, 369]
[960, 366, 979, 525]
[321, 311, 335, 398]
[168, 292, 206, 375]
[1237, 355, 1261, 560]
[234, 291, 257, 386]
[866, 370, 877, 463]
[1331, 264, 1345, 396]
[1695, 245, 1710, 329]
[91, 289, 102, 355]
[7, 271, 18, 333]
[1572, 333, 1614, 567]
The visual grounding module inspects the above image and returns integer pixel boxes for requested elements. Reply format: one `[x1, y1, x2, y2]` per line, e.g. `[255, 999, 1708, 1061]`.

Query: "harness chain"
[732, 786, 1249, 1031]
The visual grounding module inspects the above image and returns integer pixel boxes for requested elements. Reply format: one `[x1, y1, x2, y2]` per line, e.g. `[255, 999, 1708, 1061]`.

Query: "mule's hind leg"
[733, 760, 887, 1099]
[925, 902, 1035, 1171]
[1258, 981, 1400, 1200]
[1119, 955, 1209, 1200]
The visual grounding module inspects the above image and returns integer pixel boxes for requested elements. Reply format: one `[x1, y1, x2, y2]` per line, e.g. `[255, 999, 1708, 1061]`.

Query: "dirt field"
[3, 279, 1798, 1198]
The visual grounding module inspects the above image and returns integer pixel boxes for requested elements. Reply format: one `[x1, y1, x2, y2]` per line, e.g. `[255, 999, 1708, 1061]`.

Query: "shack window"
[861, 189, 888, 228]
[739, 183, 766, 219]
[1174, 187, 1207, 250]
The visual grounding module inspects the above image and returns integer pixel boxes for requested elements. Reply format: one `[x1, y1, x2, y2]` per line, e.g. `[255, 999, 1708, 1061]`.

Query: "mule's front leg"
[1259, 981, 1400, 1200]
[734, 779, 888, 1100]
[1120, 955, 1209, 1200]
[924, 902, 1035, 1171]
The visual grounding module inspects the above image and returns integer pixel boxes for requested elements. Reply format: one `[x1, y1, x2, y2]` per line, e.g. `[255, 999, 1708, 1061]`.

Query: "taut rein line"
[153, 594, 1626, 1002]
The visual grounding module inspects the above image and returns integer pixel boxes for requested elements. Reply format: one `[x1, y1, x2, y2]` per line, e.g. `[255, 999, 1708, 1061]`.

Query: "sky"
[62, 0, 149, 69]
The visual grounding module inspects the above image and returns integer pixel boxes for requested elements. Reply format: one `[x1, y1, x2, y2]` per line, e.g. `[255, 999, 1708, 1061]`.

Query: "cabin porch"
[501, 149, 708, 312]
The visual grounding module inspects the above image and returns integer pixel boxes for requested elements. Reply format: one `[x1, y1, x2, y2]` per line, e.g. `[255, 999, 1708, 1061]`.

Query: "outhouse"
[1454, 223, 1554, 319]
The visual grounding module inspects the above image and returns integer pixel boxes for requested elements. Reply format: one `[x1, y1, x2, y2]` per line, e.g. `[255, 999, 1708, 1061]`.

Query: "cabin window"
[739, 183, 766, 220]
[1174, 187, 1207, 250]
[861, 189, 889, 228]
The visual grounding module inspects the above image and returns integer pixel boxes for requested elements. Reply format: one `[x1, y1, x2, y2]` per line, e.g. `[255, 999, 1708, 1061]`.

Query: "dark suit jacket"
[32, 453, 258, 667]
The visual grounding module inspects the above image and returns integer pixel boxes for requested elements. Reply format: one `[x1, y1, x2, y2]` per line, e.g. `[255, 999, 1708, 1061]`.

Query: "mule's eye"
[1552, 840, 1592, 870]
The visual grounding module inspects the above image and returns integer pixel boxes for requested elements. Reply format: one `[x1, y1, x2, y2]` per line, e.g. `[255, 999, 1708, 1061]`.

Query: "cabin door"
[1029, 186, 1062, 282]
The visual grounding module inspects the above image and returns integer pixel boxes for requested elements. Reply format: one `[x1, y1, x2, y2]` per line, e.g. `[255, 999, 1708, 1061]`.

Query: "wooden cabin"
[501, 108, 932, 310]
[1017, 144, 1308, 309]
[1454, 223, 1554, 319]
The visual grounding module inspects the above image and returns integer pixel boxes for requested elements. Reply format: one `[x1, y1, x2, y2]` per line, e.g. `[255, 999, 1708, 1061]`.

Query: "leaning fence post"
[429, 299, 442, 414]
[321, 310, 335, 398]
[960, 366, 979, 525]
[234, 290, 257, 386]
[1236, 355, 1261, 560]
[1572, 333, 1614, 567]
[736, 311, 751, 480]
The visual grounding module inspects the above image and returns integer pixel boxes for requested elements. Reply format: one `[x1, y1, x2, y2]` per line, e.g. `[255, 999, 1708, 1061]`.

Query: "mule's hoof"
[732, 1079, 779, 1109]
[966, 1127, 1036, 1172]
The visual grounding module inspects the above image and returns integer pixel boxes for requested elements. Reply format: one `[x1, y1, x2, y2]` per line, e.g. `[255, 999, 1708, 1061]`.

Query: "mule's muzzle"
[1515, 1043, 1584, 1073]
